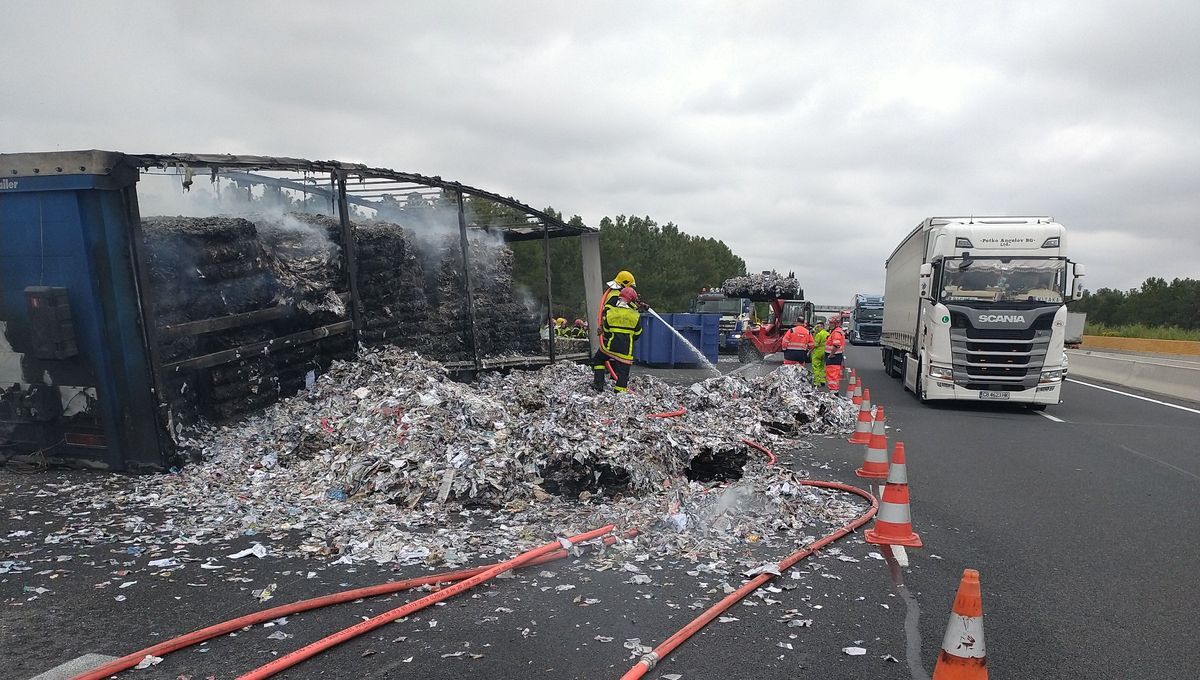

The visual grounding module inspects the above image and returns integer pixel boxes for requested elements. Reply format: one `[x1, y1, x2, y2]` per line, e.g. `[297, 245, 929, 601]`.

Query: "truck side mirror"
[918, 263, 933, 300]
[1073, 263, 1086, 277]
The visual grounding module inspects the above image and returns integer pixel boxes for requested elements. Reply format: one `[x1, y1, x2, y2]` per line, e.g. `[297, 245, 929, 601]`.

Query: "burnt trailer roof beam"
[131, 153, 595, 239]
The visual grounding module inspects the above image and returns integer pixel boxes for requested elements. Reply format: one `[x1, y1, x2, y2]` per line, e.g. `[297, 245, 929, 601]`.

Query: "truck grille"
[718, 319, 737, 332]
[948, 312, 1053, 391]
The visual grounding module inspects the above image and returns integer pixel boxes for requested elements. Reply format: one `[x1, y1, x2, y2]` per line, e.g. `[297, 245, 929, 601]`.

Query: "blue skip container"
[634, 313, 719, 367]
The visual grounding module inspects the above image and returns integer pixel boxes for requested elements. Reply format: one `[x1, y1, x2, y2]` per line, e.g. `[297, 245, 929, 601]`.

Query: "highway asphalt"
[839, 343, 1200, 680]
[6, 348, 1199, 679]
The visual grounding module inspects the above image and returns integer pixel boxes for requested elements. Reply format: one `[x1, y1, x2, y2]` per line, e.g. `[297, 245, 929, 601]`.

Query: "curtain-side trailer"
[881, 216, 1086, 409]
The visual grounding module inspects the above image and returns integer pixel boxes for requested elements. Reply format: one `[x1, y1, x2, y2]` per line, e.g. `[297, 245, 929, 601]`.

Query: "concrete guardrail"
[1067, 349, 1200, 403]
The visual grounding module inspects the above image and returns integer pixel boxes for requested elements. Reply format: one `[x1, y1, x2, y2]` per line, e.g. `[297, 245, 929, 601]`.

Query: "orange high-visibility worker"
[781, 322, 814, 366]
[824, 314, 847, 391]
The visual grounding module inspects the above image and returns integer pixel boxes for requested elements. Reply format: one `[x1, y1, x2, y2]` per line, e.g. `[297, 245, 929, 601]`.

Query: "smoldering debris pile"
[141, 213, 542, 422]
[136, 346, 860, 569]
[721, 272, 803, 300]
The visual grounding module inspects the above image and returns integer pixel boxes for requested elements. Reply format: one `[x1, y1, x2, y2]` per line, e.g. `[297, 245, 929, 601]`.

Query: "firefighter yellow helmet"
[615, 270, 636, 287]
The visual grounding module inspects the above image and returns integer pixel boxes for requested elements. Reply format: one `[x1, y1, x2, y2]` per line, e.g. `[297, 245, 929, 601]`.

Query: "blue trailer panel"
[0, 152, 171, 469]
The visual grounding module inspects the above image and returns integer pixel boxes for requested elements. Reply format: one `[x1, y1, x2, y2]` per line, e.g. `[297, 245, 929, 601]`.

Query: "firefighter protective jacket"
[825, 327, 846, 356]
[600, 303, 643, 363]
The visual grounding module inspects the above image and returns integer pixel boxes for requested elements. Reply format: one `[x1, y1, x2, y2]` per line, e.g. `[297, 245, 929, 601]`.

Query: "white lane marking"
[1066, 378, 1200, 415]
[1118, 444, 1200, 483]
[889, 544, 909, 567]
[1036, 411, 1065, 423]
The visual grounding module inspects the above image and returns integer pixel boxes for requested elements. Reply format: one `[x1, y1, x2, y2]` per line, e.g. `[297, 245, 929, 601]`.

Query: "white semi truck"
[881, 216, 1086, 409]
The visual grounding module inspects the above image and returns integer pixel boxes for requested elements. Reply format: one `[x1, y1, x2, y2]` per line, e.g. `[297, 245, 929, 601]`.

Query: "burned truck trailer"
[0, 150, 600, 470]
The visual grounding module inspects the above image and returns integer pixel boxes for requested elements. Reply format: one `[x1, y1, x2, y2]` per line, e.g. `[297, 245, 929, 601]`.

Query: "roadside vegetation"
[1071, 277, 1200, 339]
[1084, 323, 1200, 341]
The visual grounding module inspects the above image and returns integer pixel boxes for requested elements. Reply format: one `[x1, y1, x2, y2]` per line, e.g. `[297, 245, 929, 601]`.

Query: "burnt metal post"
[542, 221, 556, 362]
[457, 190, 482, 371]
[334, 169, 364, 340]
[580, 232, 603, 355]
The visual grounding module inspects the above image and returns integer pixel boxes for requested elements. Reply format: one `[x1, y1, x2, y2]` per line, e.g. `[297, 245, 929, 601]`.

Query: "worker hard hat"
[555, 317, 566, 325]
[619, 286, 639, 303]
[574, 318, 585, 328]
[615, 270, 636, 287]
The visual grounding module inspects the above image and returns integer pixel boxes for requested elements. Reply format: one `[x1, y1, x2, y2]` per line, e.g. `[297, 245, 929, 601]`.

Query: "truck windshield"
[855, 308, 883, 321]
[940, 258, 1066, 305]
[695, 299, 744, 315]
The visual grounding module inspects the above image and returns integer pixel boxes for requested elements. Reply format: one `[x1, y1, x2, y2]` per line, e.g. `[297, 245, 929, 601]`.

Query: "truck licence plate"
[980, 391, 1010, 400]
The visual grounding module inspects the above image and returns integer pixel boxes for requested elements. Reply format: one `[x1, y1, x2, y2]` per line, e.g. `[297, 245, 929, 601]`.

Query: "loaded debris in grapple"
[720, 271, 803, 300]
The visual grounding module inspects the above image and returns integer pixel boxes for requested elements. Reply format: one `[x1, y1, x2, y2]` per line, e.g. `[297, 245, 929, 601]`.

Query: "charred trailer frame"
[0, 150, 600, 471]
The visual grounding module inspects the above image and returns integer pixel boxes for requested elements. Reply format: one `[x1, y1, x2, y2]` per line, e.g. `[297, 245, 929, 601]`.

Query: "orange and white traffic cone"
[847, 388, 874, 444]
[851, 374, 863, 407]
[932, 569, 987, 679]
[846, 371, 858, 402]
[865, 441, 922, 547]
[855, 406, 890, 480]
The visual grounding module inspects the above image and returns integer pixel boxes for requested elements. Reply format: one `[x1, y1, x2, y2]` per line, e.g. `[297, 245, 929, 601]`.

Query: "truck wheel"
[1028, 404, 1048, 412]
[915, 361, 930, 404]
[882, 348, 894, 377]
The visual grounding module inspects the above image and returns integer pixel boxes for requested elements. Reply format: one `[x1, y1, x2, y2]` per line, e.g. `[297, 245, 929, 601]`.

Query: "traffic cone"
[851, 375, 864, 407]
[865, 441, 922, 547]
[847, 372, 859, 404]
[847, 388, 874, 444]
[855, 406, 890, 480]
[932, 569, 987, 679]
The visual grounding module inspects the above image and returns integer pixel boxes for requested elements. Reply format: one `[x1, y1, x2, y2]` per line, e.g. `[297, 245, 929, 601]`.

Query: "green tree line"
[1071, 277, 1200, 330]
[506, 211, 747, 320]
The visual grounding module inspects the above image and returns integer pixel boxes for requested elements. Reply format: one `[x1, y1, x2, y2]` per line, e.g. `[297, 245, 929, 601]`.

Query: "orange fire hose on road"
[619, 467, 878, 679]
[74, 530, 629, 680]
[237, 524, 616, 680]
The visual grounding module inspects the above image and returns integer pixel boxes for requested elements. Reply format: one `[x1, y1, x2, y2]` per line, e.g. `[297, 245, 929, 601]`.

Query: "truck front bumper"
[922, 377, 1062, 404]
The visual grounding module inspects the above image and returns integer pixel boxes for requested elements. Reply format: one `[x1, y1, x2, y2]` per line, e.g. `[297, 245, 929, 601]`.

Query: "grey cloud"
[2, 0, 1197, 306]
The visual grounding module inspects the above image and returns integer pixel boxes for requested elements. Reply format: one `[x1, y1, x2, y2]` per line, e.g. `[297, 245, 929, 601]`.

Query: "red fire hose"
[619, 472, 878, 679]
[741, 437, 777, 465]
[74, 530, 630, 680]
[647, 407, 687, 418]
[237, 524, 615, 680]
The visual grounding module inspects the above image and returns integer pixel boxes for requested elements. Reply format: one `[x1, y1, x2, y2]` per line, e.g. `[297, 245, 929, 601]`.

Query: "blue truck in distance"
[690, 291, 752, 353]
[849, 293, 885, 345]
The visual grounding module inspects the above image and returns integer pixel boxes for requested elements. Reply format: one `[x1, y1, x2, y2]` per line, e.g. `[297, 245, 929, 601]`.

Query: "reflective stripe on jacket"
[783, 326, 813, 351]
[600, 304, 642, 363]
[825, 327, 846, 355]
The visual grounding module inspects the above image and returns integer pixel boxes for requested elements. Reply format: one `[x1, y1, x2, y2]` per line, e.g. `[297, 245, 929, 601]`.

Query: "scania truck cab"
[881, 216, 1085, 408]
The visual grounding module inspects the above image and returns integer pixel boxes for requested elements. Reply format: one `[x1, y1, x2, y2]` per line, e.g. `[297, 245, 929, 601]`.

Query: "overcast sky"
[3, 1, 1197, 304]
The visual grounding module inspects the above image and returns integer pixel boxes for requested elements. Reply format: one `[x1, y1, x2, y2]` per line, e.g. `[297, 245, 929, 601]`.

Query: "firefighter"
[592, 286, 643, 393]
[598, 271, 636, 330]
[554, 317, 568, 336]
[781, 320, 813, 366]
[572, 318, 587, 338]
[824, 315, 847, 392]
[810, 319, 829, 387]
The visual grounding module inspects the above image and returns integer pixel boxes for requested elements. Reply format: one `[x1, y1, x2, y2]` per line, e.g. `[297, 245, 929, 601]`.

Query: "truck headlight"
[731, 334, 742, 339]
[1040, 369, 1063, 383]
[928, 366, 954, 381]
